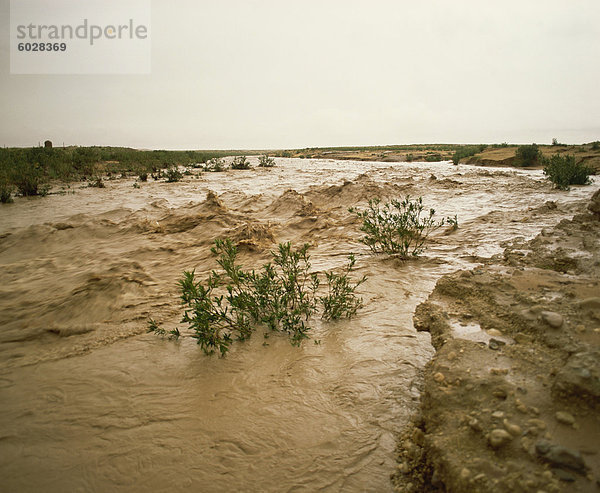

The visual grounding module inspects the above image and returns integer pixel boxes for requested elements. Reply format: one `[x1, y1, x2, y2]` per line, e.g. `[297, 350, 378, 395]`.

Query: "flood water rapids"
[1, 158, 597, 492]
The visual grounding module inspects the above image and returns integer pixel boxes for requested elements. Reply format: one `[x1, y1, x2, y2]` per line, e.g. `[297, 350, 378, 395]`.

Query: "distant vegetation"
[543, 154, 593, 190]
[514, 144, 541, 167]
[0, 146, 242, 199]
[451, 144, 487, 165]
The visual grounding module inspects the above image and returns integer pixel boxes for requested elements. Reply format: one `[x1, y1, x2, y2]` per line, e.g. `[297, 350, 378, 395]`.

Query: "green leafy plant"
[445, 214, 459, 230]
[515, 144, 541, 167]
[350, 196, 445, 258]
[175, 239, 365, 356]
[148, 318, 180, 340]
[543, 154, 593, 190]
[231, 156, 251, 170]
[320, 255, 366, 320]
[204, 158, 226, 172]
[258, 155, 276, 167]
[165, 166, 183, 182]
[451, 145, 487, 165]
[0, 181, 13, 203]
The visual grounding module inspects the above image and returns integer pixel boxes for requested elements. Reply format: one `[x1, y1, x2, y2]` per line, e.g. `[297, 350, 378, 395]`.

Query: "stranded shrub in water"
[321, 254, 366, 321]
[258, 155, 276, 167]
[231, 156, 251, 170]
[350, 196, 445, 258]
[158, 239, 365, 356]
[542, 154, 593, 190]
[165, 166, 183, 182]
[204, 158, 226, 172]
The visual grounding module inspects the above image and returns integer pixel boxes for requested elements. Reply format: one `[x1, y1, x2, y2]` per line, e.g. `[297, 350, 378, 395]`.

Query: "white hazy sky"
[1, 0, 599, 149]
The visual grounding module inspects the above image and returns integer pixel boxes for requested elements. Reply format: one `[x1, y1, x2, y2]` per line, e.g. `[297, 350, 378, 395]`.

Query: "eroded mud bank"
[394, 191, 600, 493]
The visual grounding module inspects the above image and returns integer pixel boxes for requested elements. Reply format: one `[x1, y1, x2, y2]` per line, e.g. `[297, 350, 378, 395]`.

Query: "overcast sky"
[1, 0, 599, 149]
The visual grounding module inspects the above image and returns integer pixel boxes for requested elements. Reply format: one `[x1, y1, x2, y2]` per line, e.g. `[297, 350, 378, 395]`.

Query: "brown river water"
[0, 158, 597, 492]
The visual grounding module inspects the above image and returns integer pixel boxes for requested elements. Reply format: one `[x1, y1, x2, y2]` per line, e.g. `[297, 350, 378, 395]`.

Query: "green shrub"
[515, 144, 541, 167]
[165, 166, 183, 182]
[258, 155, 276, 167]
[173, 239, 365, 356]
[405, 153, 414, 162]
[543, 154, 593, 190]
[424, 153, 443, 162]
[320, 255, 366, 320]
[204, 158, 226, 172]
[231, 156, 251, 170]
[0, 183, 13, 203]
[147, 318, 180, 340]
[350, 196, 444, 258]
[591, 141, 600, 151]
[451, 145, 485, 165]
[12, 162, 48, 196]
[138, 172, 148, 182]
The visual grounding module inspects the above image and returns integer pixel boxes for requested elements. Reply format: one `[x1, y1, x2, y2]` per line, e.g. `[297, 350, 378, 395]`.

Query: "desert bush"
[543, 154, 593, 190]
[405, 153, 414, 162]
[172, 239, 365, 356]
[515, 144, 541, 167]
[88, 176, 105, 188]
[147, 319, 180, 340]
[350, 196, 445, 258]
[258, 155, 276, 167]
[138, 172, 148, 182]
[451, 145, 485, 165]
[591, 141, 600, 151]
[231, 156, 251, 170]
[204, 158, 226, 172]
[12, 161, 48, 196]
[424, 153, 443, 162]
[165, 166, 183, 182]
[0, 182, 13, 203]
[320, 254, 366, 320]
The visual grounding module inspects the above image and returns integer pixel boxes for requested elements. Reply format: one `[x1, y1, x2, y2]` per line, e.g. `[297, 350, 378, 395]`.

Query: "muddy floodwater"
[0, 158, 597, 492]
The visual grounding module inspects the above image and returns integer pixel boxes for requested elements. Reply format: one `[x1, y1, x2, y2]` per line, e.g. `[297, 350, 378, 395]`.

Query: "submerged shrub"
[543, 154, 593, 190]
[515, 144, 541, 167]
[204, 158, 226, 172]
[320, 255, 366, 321]
[231, 156, 251, 170]
[165, 166, 183, 182]
[258, 155, 276, 167]
[88, 176, 105, 188]
[0, 183, 13, 203]
[173, 239, 365, 356]
[350, 196, 445, 258]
